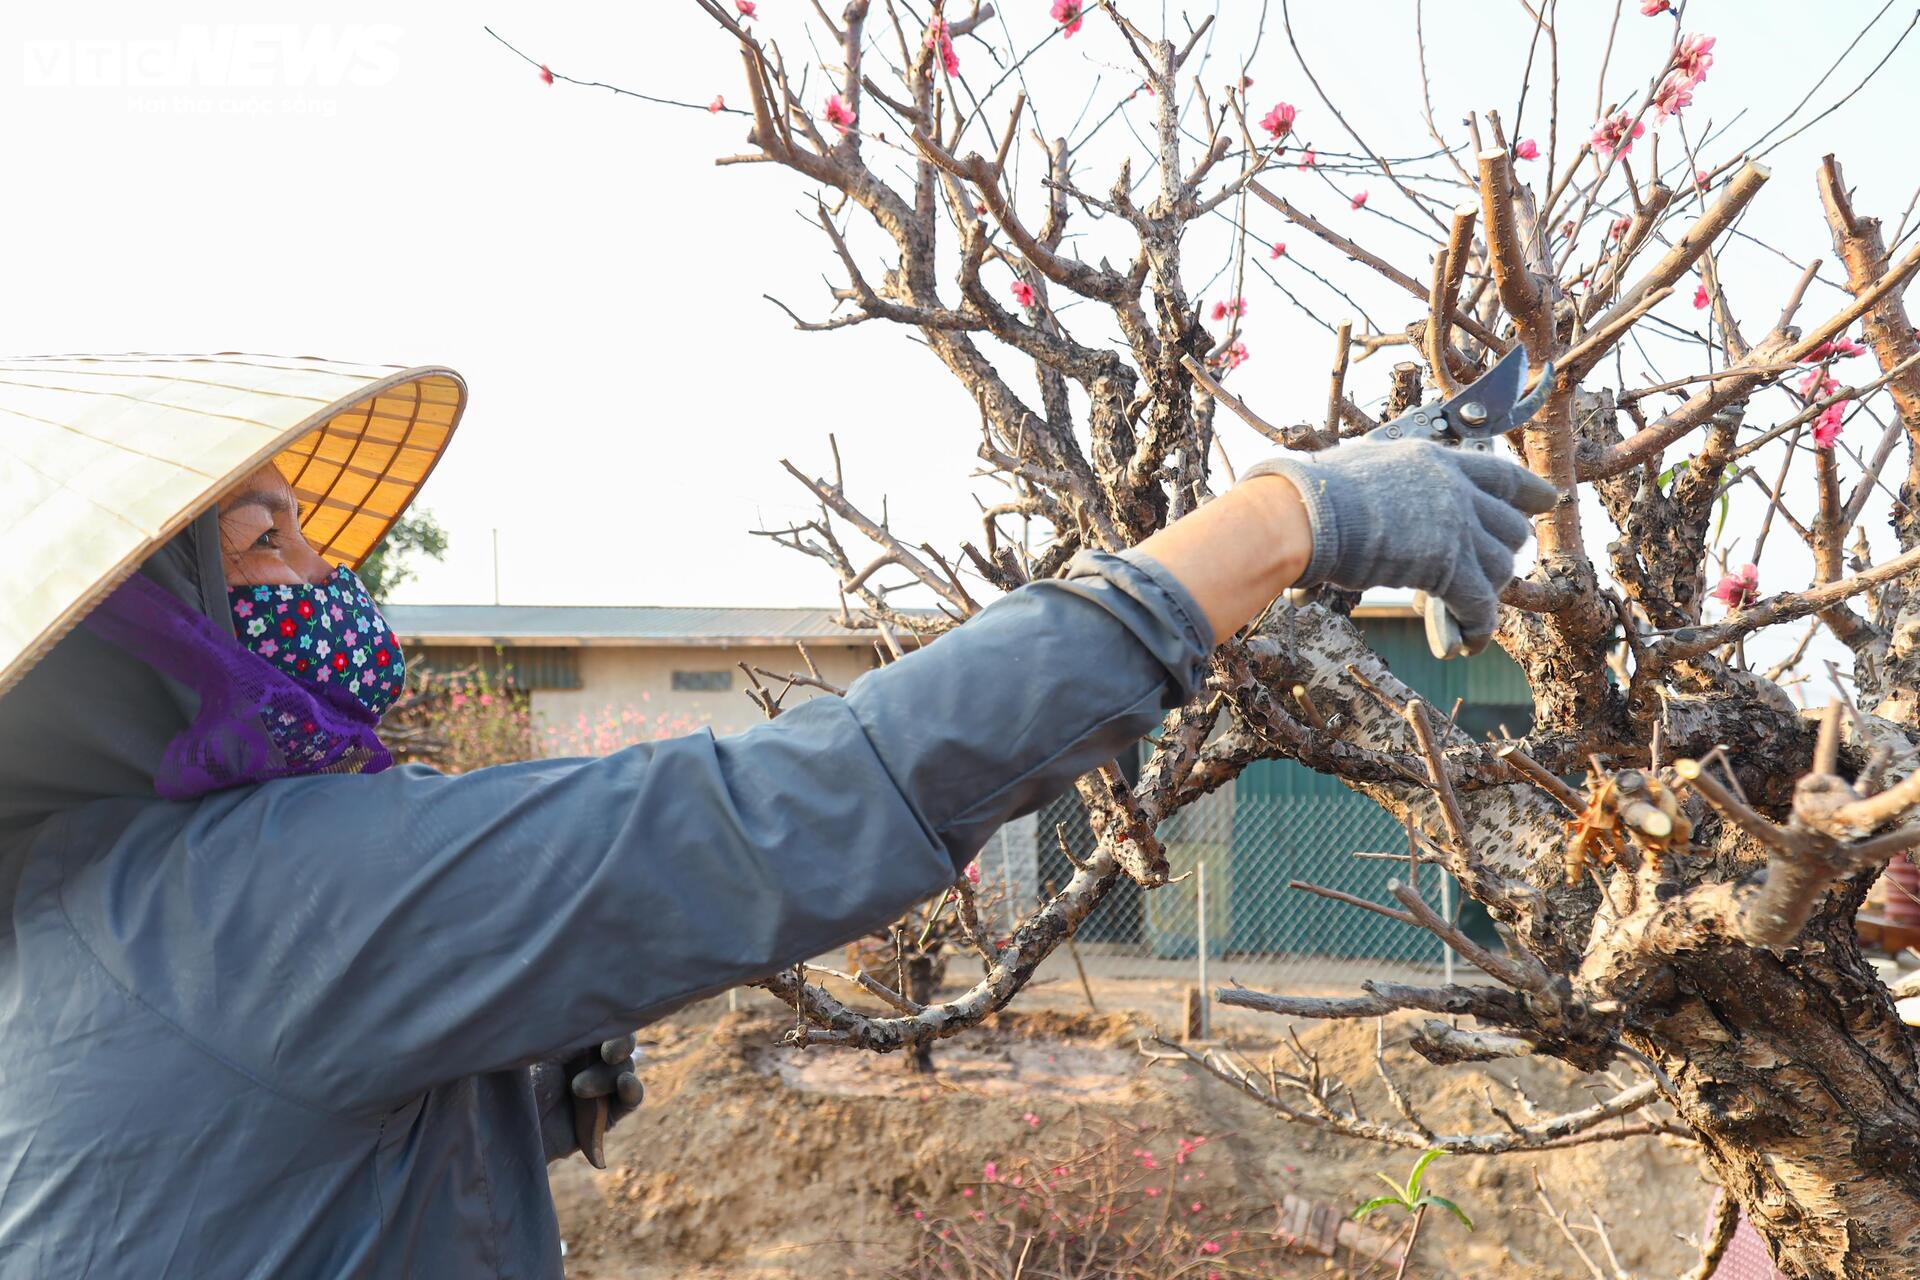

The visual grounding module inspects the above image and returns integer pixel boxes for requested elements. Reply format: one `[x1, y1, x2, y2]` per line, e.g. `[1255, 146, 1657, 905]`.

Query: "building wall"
[530, 643, 881, 747]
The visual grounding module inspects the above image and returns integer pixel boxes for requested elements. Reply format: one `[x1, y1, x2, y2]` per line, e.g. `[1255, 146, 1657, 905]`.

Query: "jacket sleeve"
[54, 552, 1212, 1118]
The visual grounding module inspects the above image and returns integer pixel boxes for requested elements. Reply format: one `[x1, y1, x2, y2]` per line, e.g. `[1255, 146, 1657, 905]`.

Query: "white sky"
[4, 1, 1916, 682]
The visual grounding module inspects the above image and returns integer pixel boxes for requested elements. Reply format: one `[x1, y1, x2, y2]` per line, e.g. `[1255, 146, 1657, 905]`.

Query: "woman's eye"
[251, 528, 281, 551]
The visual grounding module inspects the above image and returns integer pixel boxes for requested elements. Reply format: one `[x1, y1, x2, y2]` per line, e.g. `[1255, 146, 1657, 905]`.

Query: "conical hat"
[0, 352, 467, 698]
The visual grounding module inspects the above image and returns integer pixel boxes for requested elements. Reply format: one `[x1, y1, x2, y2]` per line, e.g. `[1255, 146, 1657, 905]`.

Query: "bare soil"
[551, 977, 1713, 1279]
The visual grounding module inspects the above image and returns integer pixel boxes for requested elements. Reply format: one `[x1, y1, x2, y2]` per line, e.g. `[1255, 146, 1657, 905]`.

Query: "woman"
[0, 354, 1552, 1277]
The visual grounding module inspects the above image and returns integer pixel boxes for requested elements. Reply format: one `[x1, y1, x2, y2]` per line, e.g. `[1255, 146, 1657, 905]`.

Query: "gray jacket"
[0, 511, 1212, 1278]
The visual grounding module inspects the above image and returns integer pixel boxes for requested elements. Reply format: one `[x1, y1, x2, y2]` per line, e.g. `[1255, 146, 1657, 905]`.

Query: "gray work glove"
[1242, 440, 1560, 652]
[531, 1033, 645, 1168]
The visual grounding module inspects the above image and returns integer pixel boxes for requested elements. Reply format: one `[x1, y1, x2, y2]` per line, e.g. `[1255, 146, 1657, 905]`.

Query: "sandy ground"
[550, 970, 1714, 1280]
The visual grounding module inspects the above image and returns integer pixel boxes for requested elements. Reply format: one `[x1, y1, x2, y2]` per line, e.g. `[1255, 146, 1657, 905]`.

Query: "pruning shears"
[1362, 345, 1554, 660]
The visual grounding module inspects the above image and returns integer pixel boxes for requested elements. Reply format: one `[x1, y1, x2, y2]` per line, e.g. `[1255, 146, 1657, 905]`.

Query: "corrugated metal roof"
[383, 604, 910, 647]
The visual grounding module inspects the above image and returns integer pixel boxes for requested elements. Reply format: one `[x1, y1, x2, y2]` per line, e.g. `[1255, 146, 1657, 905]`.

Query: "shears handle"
[572, 1092, 610, 1169]
[1416, 591, 1472, 660]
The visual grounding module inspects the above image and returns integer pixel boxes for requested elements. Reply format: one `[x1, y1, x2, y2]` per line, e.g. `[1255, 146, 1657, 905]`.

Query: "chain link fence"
[1010, 784, 1483, 1000]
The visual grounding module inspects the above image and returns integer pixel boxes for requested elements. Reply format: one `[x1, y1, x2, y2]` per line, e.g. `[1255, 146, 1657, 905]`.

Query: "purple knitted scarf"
[83, 572, 393, 799]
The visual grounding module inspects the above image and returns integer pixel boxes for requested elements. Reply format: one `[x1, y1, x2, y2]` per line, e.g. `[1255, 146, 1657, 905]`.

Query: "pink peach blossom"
[708, 95, 726, 113]
[1051, 0, 1084, 37]
[1011, 279, 1035, 309]
[1259, 102, 1296, 138]
[1350, 190, 1368, 210]
[1269, 241, 1286, 259]
[824, 93, 856, 133]
[1513, 138, 1539, 160]
[1591, 111, 1646, 158]
[1814, 401, 1850, 448]
[1797, 367, 1841, 400]
[1654, 75, 1694, 121]
[1712, 563, 1760, 609]
[1673, 34, 1716, 86]
[1693, 283, 1710, 309]
[927, 18, 960, 75]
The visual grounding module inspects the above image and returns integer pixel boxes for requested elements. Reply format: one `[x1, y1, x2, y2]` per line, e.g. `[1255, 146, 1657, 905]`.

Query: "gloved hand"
[531, 1033, 645, 1168]
[1241, 440, 1560, 652]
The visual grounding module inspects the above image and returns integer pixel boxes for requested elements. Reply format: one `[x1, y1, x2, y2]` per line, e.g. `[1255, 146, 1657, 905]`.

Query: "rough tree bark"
[518, 5, 1920, 1274]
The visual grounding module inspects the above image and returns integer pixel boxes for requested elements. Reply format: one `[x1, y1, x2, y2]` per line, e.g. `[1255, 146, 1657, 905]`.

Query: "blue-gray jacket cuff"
[1064, 549, 1214, 702]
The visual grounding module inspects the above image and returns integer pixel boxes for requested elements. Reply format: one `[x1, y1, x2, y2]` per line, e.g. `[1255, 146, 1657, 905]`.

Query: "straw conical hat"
[1, 352, 467, 697]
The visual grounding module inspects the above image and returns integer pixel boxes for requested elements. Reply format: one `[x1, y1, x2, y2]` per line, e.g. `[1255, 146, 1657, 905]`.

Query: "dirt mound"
[552, 993, 1712, 1279]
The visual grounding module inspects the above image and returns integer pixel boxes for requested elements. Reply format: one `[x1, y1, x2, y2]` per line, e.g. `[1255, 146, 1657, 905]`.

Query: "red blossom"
[1258, 102, 1296, 138]
[1814, 401, 1850, 448]
[1298, 148, 1317, 167]
[1350, 190, 1368, 210]
[1695, 168, 1712, 191]
[1200, 1240, 1222, 1255]
[736, 0, 758, 16]
[1011, 279, 1035, 308]
[538, 64, 553, 86]
[708, 94, 726, 113]
[1609, 215, 1632, 240]
[1641, 0, 1672, 12]
[824, 93, 856, 133]
[1591, 111, 1647, 158]
[1209, 296, 1247, 322]
[1269, 241, 1286, 259]
[1693, 283, 1710, 309]
[1513, 138, 1539, 160]
[1220, 340, 1249, 371]
[1711, 563, 1760, 609]
[1051, 0, 1084, 37]
[965, 861, 982, 884]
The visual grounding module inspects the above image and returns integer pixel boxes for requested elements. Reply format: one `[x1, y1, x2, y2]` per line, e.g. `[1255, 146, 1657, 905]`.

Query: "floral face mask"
[228, 565, 406, 723]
